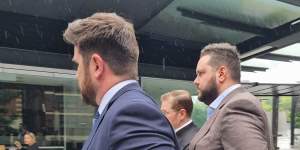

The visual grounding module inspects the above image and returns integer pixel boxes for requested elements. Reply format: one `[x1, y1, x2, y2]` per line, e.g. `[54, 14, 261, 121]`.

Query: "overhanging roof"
[0, 0, 299, 69]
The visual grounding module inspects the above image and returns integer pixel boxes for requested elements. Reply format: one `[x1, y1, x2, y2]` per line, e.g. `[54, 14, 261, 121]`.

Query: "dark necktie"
[92, 111, 100, 130]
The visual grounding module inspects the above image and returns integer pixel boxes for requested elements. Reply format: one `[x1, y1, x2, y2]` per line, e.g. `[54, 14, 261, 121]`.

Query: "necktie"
[92, 111, 100, 130]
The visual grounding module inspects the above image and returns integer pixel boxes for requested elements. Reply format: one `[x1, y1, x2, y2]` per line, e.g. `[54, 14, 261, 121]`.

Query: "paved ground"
[277, 130, 300, 150]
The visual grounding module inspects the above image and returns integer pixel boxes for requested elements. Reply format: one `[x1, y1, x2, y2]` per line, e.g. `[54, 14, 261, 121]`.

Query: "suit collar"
[85, 82, 141, 149]
[207, 84, 240, 119]
[209, 84, 241, 110]
[218, 86, 245, 109]
[190, 86, 246, 148]
[97, 81, 141, 127]
[176, 121, 196, 135]
[175, 119, 192, 133]
[97, 80, 137, 116]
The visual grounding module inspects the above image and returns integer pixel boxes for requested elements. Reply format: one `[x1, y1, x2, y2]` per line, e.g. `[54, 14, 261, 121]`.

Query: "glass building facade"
[0, 61, 94, 149]
[0, 62, 207, 150]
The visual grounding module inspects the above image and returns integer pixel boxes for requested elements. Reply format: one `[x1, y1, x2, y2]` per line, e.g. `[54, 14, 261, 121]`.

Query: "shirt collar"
[175, 119, 192, 133]
[97, 80, 137, 116]
[209, 84, 241, 110]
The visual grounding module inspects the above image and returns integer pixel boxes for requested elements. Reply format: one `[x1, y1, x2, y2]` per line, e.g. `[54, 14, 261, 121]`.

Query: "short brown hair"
[200, 43, 241, 82]
[161, 90, 193, 117]
[63, 12, 139, 79]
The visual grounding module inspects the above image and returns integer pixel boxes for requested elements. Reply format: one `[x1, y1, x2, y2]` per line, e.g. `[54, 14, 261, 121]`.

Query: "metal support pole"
[290, 96, 298, 145]
[272, 95, 279, 149]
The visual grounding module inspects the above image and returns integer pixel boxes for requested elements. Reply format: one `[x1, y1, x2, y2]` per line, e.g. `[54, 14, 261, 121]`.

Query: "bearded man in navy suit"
[63, 12, 179, 150]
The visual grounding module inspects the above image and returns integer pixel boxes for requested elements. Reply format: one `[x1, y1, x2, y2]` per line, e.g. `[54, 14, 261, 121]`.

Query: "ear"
[217, 66, 226, 83]
[178, 109, 187, 120]
[90, 54, 104, 79]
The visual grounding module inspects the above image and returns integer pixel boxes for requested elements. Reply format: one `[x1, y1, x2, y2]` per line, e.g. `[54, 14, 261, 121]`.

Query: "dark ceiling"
[0, 0, 299, 72]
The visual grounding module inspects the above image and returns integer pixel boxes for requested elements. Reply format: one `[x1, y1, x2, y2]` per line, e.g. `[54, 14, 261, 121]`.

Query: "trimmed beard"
[198, 77, 219, 105]
[81, 67, 97, 107]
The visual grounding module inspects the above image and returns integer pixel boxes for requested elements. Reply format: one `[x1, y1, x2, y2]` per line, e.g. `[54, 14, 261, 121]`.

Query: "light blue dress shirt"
[207, 84, 241, 119]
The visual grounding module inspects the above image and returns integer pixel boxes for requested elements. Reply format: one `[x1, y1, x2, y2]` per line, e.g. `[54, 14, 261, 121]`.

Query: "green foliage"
[260, 96, 299, 126]
[279, 96, 292, 111]
[192, 102, 207, 127]
[296, 112, 300, 128]
[261, 100, 272, 112]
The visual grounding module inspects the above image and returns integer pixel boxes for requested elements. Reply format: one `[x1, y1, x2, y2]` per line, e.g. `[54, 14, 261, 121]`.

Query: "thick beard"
[198, 78, 219, 105]
[81, 69, 97, 107]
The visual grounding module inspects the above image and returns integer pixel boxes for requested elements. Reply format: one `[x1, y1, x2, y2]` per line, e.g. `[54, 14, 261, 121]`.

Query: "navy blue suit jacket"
[82, 82, 179, 150]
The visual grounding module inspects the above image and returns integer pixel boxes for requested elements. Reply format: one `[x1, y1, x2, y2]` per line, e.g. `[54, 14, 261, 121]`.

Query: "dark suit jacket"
[176, 122, 199, 150]
[27, 143, 39, 150]
[189, 87, 273, 150]
[82, 82, 179, 150]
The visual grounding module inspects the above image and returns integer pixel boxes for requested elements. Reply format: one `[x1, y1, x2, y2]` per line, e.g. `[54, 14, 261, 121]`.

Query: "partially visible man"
[63, 12, 179, 150]
[161, 90, 199, 150]
[190, 43, 273, 150]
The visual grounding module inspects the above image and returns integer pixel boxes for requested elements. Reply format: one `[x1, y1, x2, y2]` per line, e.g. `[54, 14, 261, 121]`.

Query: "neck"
[95, 74, 132, 106]
[218, 80, 238, 95]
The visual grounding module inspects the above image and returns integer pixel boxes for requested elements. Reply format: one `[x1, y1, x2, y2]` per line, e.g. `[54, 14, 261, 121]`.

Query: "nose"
[193, 76, 198, 85]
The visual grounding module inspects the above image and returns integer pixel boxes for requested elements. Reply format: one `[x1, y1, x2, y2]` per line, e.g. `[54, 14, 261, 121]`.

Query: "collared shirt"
[175, 119, 192, 133]
[97, 80, 137, 116]
[207, 84, 241, 119]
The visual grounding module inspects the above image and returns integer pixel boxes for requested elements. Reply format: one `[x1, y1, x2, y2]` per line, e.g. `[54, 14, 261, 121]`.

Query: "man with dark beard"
[189, 43, 273, 150]
[63, 12, 179, 150]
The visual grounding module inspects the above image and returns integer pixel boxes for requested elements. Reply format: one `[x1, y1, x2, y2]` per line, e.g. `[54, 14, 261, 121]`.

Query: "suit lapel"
[85, 82, 140, 149]
[191, 87, 245, 148]
[190, 108, 220, 147]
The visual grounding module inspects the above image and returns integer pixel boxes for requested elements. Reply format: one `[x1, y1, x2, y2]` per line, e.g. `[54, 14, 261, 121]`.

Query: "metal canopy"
[243, 83, 300, 96]
[0, 0, 299, 70]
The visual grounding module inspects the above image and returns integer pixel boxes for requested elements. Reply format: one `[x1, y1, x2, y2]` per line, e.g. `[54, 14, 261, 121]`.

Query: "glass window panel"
[0, 64, 94, 150]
